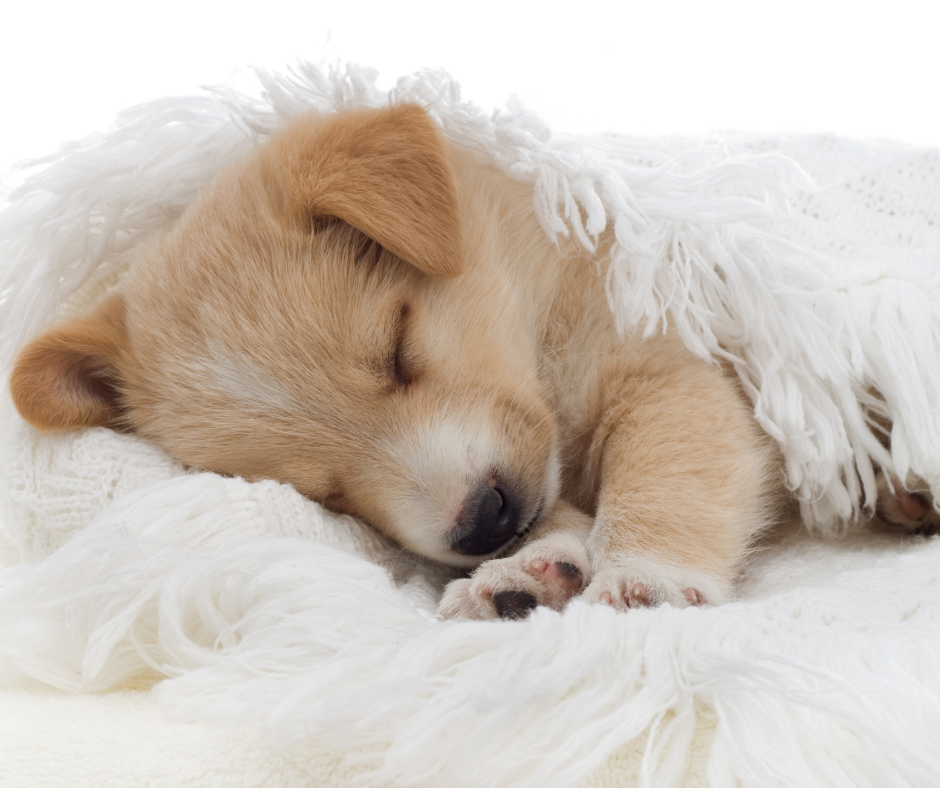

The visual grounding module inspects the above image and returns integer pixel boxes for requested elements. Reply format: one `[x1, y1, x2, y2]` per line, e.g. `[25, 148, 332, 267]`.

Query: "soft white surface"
[2, 429, 939, 787]
[0, 679, 718, 788]
[1, 64, 940, 788]
[0, 681, 358, 788]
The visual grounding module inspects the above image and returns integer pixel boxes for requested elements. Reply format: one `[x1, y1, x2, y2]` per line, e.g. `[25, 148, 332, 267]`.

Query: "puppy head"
[11, 105, 560, 566]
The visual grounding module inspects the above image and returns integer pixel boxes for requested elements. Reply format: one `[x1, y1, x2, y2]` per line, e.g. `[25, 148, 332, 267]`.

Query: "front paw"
[438, 534, 591, 620]
[582, 555, 730, 610]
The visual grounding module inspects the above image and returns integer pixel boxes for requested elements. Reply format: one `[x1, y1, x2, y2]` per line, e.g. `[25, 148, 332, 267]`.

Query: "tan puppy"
[11, 104, 785, 619]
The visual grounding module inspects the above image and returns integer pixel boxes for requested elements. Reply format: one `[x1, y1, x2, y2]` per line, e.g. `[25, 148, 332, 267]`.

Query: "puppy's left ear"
[266, 104, 465, 278]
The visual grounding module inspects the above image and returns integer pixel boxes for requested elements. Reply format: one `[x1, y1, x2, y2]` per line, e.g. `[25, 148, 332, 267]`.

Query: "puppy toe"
[627, 582, 656, 608]
[438, 578, 486, 620]
[584, 575, 663, 610]
[583, 557, 727, 611]
[529, 558, 584, 598]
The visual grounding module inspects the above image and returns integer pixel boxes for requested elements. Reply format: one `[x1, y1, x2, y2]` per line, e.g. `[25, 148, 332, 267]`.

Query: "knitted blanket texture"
[1, 63, 940, 788]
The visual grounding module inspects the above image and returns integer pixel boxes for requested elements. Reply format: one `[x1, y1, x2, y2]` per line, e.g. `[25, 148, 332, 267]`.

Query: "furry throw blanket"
[1, 63, 940, 787]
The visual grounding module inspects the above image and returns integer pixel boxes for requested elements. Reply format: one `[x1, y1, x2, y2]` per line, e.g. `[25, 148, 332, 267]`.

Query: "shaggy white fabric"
[0, 680, 370, 788]
[0, 680, 718, 787]
[1, 63, 940, 787]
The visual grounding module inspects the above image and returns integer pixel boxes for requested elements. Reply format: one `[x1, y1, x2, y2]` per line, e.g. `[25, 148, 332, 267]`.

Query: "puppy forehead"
[137, 224, 405, 355]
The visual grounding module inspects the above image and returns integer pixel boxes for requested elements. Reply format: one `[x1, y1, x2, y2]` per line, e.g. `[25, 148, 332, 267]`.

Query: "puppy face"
[11, 105, 560, 566]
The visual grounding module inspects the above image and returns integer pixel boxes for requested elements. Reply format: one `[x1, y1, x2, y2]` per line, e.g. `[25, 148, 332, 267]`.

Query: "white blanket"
[1, 63, 940, 788]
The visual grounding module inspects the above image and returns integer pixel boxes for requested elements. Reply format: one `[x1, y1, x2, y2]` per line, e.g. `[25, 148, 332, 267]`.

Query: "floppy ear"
[10, 294, 129, 432]
[268, 104, 465, 278]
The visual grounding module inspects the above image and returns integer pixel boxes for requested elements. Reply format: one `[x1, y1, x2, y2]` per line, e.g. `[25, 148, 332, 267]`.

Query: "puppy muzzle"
[448, 480, 522, 556]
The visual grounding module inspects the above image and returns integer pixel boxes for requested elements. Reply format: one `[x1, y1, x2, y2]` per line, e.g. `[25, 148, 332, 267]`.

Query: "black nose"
[449, 481, 521, 556]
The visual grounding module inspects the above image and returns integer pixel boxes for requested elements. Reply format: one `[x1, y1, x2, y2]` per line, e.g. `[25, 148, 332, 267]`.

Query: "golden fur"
[12, 104, 786, 618]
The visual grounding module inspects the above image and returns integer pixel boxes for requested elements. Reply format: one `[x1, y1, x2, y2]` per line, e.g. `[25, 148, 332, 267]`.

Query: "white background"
[1, 0, 938, 180]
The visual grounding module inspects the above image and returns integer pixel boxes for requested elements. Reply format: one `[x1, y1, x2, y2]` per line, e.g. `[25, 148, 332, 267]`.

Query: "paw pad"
[874, 472, 940, 535]
[683, 588, 706, 605]
[493, 590, 538, 620]
[537, 560, 583, 595]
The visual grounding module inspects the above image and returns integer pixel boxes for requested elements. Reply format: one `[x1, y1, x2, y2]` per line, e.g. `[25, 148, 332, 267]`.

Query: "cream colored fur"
[11, 105, 783, 617]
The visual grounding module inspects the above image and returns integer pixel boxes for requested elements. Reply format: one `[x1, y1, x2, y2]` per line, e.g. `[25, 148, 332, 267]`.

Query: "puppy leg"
[582, 360, 778, 609]
[439, 500, 593, 620]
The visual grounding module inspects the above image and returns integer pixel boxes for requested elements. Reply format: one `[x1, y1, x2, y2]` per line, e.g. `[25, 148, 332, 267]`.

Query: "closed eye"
[388, 303, 416, 388]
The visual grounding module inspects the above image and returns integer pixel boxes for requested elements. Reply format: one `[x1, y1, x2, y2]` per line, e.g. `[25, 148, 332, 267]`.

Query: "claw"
[528, 557, 550, 574]
[627, 582, 652, 607]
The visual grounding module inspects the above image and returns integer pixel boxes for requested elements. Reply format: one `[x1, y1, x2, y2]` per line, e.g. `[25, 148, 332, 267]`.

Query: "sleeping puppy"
[10, 105, 928, 619]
